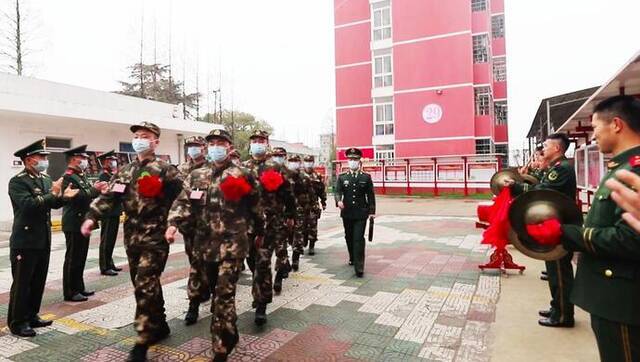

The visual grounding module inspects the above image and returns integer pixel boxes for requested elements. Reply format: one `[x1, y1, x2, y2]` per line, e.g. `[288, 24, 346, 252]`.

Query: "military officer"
[334, 148, 376, 277]
[81, 122, 183, 362]
[97, 150, 122, 276]
[177, 136, 211, 326]
[62, 145, 108, 302]
[7, 140, 77, 337]
[527, 96, 640, 360]
[286, 154, 315, 272]
[508, 133, 577, 328]
[302, 155, 327, 255]
[166, 128, 265, 361]
[243, 130, 295, 325]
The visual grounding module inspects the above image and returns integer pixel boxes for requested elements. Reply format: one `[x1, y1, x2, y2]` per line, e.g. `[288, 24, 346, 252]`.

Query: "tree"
[0, 0, 37, 75]
[199, 110, 273, 159]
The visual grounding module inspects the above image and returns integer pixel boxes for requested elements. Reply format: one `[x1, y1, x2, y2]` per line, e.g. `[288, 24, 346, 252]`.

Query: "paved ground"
[0, 197, 598, 361]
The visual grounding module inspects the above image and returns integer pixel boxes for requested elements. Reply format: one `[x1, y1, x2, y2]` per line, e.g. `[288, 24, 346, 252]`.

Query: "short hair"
[547, 133, 570, 152]
[535, 145, 543, 153]
[593, 95, 640, 133]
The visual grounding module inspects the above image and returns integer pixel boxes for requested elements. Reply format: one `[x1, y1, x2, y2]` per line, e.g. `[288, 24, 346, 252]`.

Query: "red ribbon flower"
[526, 218, 562, 246]
[137, 172, 163, 198]
[220, 175, 252, 201]
[481, 187, 512, 250]
[259, 170, 284, 192]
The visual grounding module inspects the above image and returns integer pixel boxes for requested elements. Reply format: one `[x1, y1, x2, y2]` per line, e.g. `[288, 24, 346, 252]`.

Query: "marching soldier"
[80, 122, 183, 362]
[166, 128, 264, 361]
[97, 150, 122, 276]
[302, 155, 326, 255]
[229, 148, 242, 166]
[508, 133, 576, 328]
[7, 140, 76, 337]
[271, 147, 294, 286]
[334, 148, 376, 277]
[286, 154, 315, 272]
[243, 130, 295, 325]
[62, 145, 108, 302]
[177, 136, 211, 326]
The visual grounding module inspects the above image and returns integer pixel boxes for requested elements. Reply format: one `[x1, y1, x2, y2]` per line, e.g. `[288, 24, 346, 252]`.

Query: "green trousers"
[545, 252, 574, 322]
[591, 314, 640, 362]
[342, 218, 367, 274]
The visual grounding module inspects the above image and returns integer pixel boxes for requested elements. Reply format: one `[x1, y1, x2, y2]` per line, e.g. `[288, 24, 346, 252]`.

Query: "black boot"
[308, 241, 315, 256]
[127, 344, 148, 362]
[274, 271, 284, 294]
[185, 301, 200, 326]
[283, 261, 291, 278]
[254, 303, 267, 326]
[292, 252, 300, 272]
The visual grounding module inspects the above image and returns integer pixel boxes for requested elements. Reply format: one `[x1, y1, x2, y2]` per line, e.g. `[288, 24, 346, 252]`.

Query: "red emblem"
[259, 170, 284, 192]
[630, 155, 640, 167]
[220, 175, 252, 201]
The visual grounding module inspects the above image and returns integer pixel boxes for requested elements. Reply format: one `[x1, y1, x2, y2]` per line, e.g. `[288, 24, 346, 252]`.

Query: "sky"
[2, 0, 640, 150]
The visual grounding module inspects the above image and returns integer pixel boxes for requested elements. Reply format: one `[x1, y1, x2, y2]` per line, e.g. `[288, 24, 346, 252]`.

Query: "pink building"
[334, 0, 508, 161]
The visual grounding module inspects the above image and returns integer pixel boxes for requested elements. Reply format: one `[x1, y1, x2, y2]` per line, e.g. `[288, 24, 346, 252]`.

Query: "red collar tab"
[630, 155, 640, 167]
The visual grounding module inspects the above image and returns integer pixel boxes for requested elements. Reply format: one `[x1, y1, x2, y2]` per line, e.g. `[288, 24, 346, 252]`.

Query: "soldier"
[508, 133, 577, 328]
[177, 136, 211, 326]
[80, 122, 183, 362]
[97, 150, 122, 276]
[271, 147, 294, 284]
[7, 140, 77, 337]
[334, 148, 376, 277]
[62, 145, 108, 302]
[302, 155, 326, 255]
[243, 130, 295, 325]
[229, 148, 242, 166]
[166, 128, 264, 361]
[286, 154, 315, 272]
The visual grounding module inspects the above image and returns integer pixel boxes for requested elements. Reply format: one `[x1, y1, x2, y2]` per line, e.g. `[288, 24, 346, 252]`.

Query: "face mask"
[208, 146, 228, 163]
[79, 159, 89, 170]
[304, 162, 314, 169]
[132, 138, 151, 153]
[287, 162, 300, 171]
[250, 143, 267, 156]
[187, 146, 202, 159]
[110, 160, 118, 169]
[348, 160, 360, 170]
[35, 160, 49, 173]
[272, 156, 285, 165]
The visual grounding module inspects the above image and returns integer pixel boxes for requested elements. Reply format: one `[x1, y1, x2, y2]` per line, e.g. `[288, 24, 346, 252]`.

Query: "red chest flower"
[137, 173, 163, 198]
[260, 170, 284, 192]
[220, 175, 252, 201]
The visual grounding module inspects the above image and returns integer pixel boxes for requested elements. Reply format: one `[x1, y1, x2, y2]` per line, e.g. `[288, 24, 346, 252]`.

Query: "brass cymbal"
[522, 174, 540, 185]
[490, 169, 523, 196]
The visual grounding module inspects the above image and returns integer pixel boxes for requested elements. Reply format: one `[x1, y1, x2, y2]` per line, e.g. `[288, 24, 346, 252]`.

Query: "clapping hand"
[63, 184, 80, 199]
[51, 177, 63, 196]
[165, 226, 178, 244]
[606, 169, 640, 233]
[93, 181, 109, 194]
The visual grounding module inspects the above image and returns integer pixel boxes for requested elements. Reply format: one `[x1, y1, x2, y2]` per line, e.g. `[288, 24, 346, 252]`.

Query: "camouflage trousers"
[288, 207, 308, 255]
[275, 220, 293, 275]
[184, 234, 210, 302]
[303, 209, 320, 248]
[248, 214, 289, 304]
[205, 259, 242, 357]
[126, 243, 169, 345]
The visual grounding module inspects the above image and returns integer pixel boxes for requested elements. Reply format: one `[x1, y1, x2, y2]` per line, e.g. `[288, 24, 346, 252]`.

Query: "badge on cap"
[214, 130, 221, 136]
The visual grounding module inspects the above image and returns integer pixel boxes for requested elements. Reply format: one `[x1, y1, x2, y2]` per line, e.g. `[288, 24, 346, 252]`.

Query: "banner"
[409, 164, 435, 182]
[385, 166, 407, 181]
[437, 164, 464, 181]
[468, 163, 497, 182]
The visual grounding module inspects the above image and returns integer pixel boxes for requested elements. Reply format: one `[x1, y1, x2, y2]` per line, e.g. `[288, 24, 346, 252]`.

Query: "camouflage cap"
[271, 147, 287, 156]
[229, 149, 241, 159]
[303, 155, 315, 162]
[288, 154, 301, 162]
[184, 136, 206, 146]
[97, 150, 118, 160]
[345, 147, 363, 159]
[14, 139, 50, 158]
[64, 144, 89, 158]
[130, 121, 161, 137]
[249, 129, 270, 140]
[205, 128, 233, 143]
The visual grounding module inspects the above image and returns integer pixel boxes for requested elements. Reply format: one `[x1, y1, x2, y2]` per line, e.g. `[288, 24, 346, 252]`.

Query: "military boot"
[273, 271, 284, 294]
[185, 300, 199, 326]
[308, 241, 315, 256]
[127, 344, 148, 362]
[254, 303, 267, 326]
[292, 252, 300, 272]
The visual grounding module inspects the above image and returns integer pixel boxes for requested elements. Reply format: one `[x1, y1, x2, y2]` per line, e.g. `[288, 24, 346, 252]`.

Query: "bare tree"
[0, 0, 37, 75]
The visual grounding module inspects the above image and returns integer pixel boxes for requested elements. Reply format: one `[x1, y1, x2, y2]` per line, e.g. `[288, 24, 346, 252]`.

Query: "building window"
[119, 142, 134, 153]
[375, 144, 394, 160]
[474, 87, 491, 116]
[375, 103, 394, 136]
[472, 34, 489, 63]
[471, 0, 487, 12]
[475, 139, 492, 155]
[372, 5, 391, 41]
[492, 15, 505, 38]
[495, 101, 508, 125]
[495, 144, 509, 167]
[374, 54, 393, 88]
[493, 58, 506, 82]
[45, 137, 71, 149]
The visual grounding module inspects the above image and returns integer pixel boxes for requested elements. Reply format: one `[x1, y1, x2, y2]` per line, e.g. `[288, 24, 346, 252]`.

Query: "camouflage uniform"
[168, 130, 264, 359]
[303, 162, 327, 254]
[243, 156, 295, 304]
[86, 126, 182, 347]
[287, 156, 316, 271]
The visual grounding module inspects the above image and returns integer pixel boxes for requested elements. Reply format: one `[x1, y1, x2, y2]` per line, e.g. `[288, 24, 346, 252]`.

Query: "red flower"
[220, 175, 252, 201]
[526, 218, 562, 246]
[260, 170, 284, 192]
[138, 174, 163, 198]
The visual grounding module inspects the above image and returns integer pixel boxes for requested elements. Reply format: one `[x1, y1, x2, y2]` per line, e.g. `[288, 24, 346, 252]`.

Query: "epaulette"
[16, 171, 27, 178]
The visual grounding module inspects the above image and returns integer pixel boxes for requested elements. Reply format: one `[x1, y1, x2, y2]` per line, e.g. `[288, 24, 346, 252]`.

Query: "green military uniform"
[529, 167, 546, 182]
[561, 146, 640, 360]
[334, 148, 376, 277]
[7, 140, 63, 336]
[303, 155, 327, 256]
[513, 156, 576, 325]
[62, 145, 101, 301]
[97, 150, 123, 275]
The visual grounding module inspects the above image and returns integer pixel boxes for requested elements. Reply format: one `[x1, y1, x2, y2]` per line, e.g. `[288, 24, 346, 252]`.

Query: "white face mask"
[79, 159, 89, 170]
[272, 156, 285, 165]
[303, 162, 314, 169]
[348, 160, 360, 170]
[109, 160, 118, 169]
[287, 162, 300, 171]
[132, 138, 151, 153]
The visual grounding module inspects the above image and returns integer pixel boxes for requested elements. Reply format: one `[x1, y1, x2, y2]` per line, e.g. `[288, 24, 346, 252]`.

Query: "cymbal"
[522, 174, 540, 185]
[490, 169, 522, 196]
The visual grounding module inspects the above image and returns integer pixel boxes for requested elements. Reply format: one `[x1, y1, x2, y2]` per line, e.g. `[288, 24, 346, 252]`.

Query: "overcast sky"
[3, 0, 640, 150]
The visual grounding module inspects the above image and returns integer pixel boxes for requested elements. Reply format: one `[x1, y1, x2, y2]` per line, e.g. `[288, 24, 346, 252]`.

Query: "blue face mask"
[132, 138, 151, 153]
[187, 146, 202, 159]
[287, 162, 300, 171]
[272, 156, 285, 165]
[250, 143, 267, 157]
[208, 146, 228, 163]
[35, 160, 49, 173]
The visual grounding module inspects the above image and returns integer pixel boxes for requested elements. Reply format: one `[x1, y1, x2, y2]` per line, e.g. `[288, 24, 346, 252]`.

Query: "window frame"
[474, 86, 492, 116]
[372, 4, 392, 41]
[494, 101, 508, 125]
[375, 144, 395, 161]
[373, 54, 393, 88]
[471, 0, 487, 12]
[475, 138, 493, 155]
[493, 57, 507, 82]
[492, 14, 505, 38]
[472, 34, 489, 63]
[374, 102, 394, 136]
